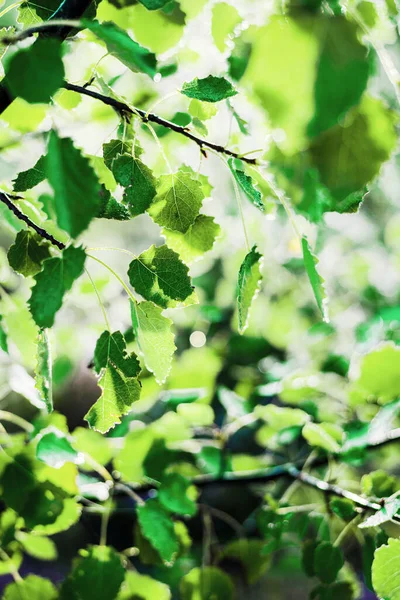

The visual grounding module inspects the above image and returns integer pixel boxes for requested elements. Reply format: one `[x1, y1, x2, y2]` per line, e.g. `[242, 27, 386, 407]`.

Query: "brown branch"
[0, 192, 66, 250]
[63, 82, 258, 165]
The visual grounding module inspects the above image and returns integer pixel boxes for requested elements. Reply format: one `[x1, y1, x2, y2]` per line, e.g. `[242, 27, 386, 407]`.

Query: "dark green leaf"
[181, 75, 237, 102]
[5, 39, 64, 104]
[46, 131, 102, 238]
[29, 246, 86, 328]
[128, 244, 194, 308]
[0, 315, 8, 353]
[13, 155, 46, 192]
[137, 499, 179, 564]
[7, 231, 51, 277]
[314, 542, 344, 584]
[158, 473, 197, 516]
[112, 154, 157, 216]
[60, 545, 125, 600]
[83, 20, 158, 78]
[85, 330, 141, 433]
[138, 0, 170, 9]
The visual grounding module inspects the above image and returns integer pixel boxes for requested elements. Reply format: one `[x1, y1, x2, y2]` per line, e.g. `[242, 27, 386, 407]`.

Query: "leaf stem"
[84, 267, 111, 332]
[87, 253, 137, 304]
[0, 410, 34, 432]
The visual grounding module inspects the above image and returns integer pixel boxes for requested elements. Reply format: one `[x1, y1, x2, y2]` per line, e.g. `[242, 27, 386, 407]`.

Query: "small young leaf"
[131, 300, 176, 384]
[302, 236, 329, 322]
[83, 20, 158, 78]
[302, 422, 342, 453]
[7, 231, 51, 277]
[5, 39, 64, 104]
[162, 215, 221, 265]
[128, 244, 194, 308]
[158, 473, 197, 516]
[46, 131, 102, 238]
[85, 331, 141, 433]
[314, 542, 344, 584]
[137, 499, 179, 564]
[228, 159, 264, 212]
[36, 429, 79, 469]
[148, 170, 204, 233]
[237, 245, 263, 334]
[181, 75, 237, 102]
[29, 246, 86, 328]
[2, 575, 58, 600]
[13, 155, 46, 192]
[35, 329, 53, 413]
[372, 538, 400, 600]
[60, 545, 125, 600]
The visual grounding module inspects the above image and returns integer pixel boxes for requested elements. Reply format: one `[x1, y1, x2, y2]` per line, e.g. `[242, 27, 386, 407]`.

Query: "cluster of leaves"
[0, 0, 400, 597]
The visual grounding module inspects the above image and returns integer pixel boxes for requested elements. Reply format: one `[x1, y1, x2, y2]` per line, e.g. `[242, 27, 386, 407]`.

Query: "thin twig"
[63, 82, 258, 165]
[0, 191, 66, 250]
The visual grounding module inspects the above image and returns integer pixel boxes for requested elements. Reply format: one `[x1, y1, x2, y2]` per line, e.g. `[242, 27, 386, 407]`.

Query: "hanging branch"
[0, 192, 66, 250]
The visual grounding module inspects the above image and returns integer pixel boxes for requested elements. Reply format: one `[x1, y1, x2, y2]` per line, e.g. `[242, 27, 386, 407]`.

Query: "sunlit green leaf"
[181, 76, 237, 103]
[302, 236, 329, 322]
[237, 245, 263, 334]
[372, 538, 400, 600]
[137, 499, 179, 564]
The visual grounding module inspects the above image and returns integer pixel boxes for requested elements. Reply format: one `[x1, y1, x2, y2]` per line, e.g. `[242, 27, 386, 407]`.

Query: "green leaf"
[35, 329, 53, 413]
[3, 575, 58, 600]
[137, 499, 179, 564]
[13, 155, 46, 192]
[228, 159, 264, 212]
[60, 545, 125, 600]
[350, 343, 400, 405]
[131, 300, 176, 384]
[180, 567, 234, 600]
[372, 538, 400, 600]
[314, 542, 344, 584]
[307, 17, 372, 138]
[212, 2, 241, 53]
[237, 245, 263, 334]
[0, 315, 8, 353]
[220, 539, 271, 585]
[181, 75, 237, 103]
[112, 154, 157, 216]
[83, 20, 158, 78]
[330, 498, 356, 521]
[162, 215, 221, 265]
[29, 246, 86, 328]
[36, 428, 79, 468]
[7, 231, 50, 277]
[103, 139, 132, 170]
[128, 244, 195, 308]
[93, 330, 141, 378]
[97, 191, 130, 221]
[302, 422, 342, 453]
[117, 571, 171, 600]
[148, 170, 204, 233]
[310, 96, 397, 206]
[158, 473, 197, 516]
[85, 330, 141, 433]
[297, 169, 332, 224]
[46, 131, 102, 238]
[17, 532, 57, 561]
[302, 237, 329, 322]
[361, 469, 397, 498]
[5, 39, 64, 104]
[32, 498, 82, 535]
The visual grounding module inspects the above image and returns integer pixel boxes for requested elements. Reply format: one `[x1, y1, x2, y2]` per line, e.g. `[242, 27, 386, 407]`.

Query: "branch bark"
[0, 192, 66, 250]
[63, 82, 258, 165]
